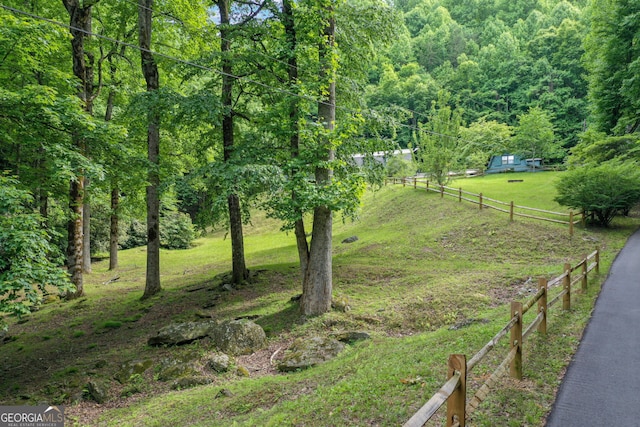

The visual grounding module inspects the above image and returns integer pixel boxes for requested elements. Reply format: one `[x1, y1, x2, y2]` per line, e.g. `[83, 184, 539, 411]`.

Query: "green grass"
[450, 172, 567, 211]
[1, 171, 638, 426]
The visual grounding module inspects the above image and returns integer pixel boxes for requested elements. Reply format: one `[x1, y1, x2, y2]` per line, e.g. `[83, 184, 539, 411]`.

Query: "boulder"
[331, 296, 351, 312]
[205, 353, 232, 373]
[156, 357, 199, 382]
[171, 376, 212, 390]
[277, 336, 345, 372]
[148, 320, 218, 346]
[330, 331, 371, 343]
[86, 380, 109, 404]
[210, 319, 266, 356]
[114, 359, 153, 384]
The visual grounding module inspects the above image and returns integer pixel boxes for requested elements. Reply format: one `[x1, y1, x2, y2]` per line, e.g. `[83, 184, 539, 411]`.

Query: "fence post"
[563, 263, 571, 310]
[413, 176, 417, 188]
[538, 278, 547, 335]
[510, 301, 523, 380]
[595, 246, 600, 274]
[426, 180, 429, 192]
[446, 354, 467, 427]
[479, 193, 483, 210]
[569, 211, 574, 236]
[510, 201, 514, 222]
[403, 177, 406, 187]
[459, 187, 462, 202]
[440, 185, 444, 198]
[581, 254, 588, 291]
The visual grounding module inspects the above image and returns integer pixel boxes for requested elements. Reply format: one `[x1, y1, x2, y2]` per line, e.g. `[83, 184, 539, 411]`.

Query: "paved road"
[546, 229, 640, 426]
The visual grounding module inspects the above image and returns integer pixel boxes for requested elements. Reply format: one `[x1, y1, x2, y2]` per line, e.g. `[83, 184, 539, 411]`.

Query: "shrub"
[160, 211, 195, 249]
[121, 219, 147, 249]
[0, 176, 74, 328]
[121, 211, 195, 250]
[555, 161, 640, 226]
[385, 156, 417, 178]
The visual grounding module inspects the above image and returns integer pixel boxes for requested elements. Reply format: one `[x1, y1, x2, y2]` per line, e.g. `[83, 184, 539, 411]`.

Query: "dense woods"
[1, 0, 639, 322]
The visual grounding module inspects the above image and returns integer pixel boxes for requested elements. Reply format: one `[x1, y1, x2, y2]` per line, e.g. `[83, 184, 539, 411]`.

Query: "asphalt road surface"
[546, 229, 640, 426]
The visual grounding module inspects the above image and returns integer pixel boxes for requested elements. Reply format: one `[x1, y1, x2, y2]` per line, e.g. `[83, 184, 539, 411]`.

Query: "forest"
[1, 0, 640, 322]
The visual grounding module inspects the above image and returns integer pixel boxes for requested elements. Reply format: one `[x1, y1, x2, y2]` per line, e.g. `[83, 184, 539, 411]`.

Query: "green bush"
[121, 211, 195, 250]
[160, 211, 195, 249]
[121, 219, 147, 249]
[555, 161, 640, 226]
[385, 156, 417, 178]
[0, 176, 74, 328]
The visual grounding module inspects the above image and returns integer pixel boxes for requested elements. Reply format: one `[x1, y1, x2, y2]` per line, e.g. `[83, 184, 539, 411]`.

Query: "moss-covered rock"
[210, 319, 266, 355]
[171, 375, 212, 390]
[114, 359, 153, 384]
[205, 353, 232, 373]
[148, 321, 218, 346]
[277, 336, 345, 372]
[156, 357, 199, 382]
[86, 380, 109, 404]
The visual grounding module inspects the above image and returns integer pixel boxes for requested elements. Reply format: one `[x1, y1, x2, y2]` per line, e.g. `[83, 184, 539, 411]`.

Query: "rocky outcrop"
[156, 357, 199, 382]
[148, 321, 218, 346]
[171, 376, 212, 390]
[277, 336, 345, 372]
[330, 331, 371, 343]
[210, 319, 266, 356]
[114, 359, 153, 384]
[205, 353, 232, 373]
[86, 380, 109, 403]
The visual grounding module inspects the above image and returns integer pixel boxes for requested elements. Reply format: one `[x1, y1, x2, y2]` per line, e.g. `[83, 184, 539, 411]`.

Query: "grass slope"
[0, 172, 637, 426]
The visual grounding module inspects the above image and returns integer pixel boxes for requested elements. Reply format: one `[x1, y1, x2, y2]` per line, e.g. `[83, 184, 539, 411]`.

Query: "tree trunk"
[295, 220, 309, 278]
[139, 0, 161, 298]
[109, 187, 119, 270]
[301, 4, 336, 316]
[219, 0, 249, 284]
[105, 75, 119, 271]
[62, 0, 98, 298]
[67, 179, 84, 298]
[283, 0, 310, 276]
[83, 178, 92, 273]
[228, 193, 248, 283]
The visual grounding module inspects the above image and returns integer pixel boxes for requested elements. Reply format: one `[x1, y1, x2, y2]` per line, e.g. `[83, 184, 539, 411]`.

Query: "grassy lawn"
[0, 171, 637, 426]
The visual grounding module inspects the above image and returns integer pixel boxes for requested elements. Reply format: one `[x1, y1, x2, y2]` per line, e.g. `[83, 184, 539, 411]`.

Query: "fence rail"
[387, 177, 582, 235]
[403, 249, 600, 427]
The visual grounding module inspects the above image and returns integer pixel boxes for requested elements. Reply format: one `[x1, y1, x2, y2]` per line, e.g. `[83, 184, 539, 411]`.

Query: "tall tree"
[61, 0, 101, 298]
[512, 106, 563, 164]
[301, 0, 337, 316]
[216, 0, 249, 284]
[139, 0, 161, 298]
[415, 90, 462, 185]
[282, 0, 310, 276]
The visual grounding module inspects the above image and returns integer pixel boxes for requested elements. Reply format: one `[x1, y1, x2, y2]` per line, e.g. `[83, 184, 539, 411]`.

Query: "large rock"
[86, 380, 109, 404]
[171, 376, 212, 390]
[205, 353, 232, 373]
[148, 320, 218, 346]
[210, 319, 266, 355]
[330, 331, 371, 343]
[114, 359, 153, 384]
[277, 336, 345, 372]
[156, 357, 199, 382]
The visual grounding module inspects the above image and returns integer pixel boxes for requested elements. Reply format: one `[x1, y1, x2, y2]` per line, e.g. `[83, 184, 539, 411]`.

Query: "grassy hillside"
[0, 172, 637, 426]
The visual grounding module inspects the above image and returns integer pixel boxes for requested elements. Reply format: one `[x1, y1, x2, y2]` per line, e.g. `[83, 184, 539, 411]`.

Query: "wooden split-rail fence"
[403, 249, 600, 427]
[386, 177, 583, 235]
